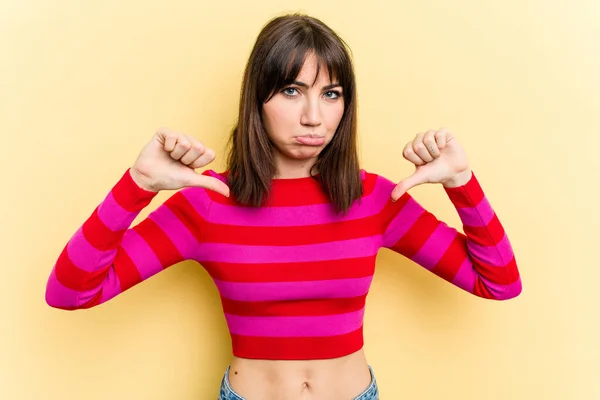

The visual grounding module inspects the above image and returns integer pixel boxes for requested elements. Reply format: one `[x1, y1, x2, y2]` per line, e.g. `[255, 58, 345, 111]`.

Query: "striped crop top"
[45, 168, 521, 360]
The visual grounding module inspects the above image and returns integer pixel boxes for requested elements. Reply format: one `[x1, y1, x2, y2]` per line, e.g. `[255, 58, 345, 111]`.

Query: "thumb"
[390, 170, 427, 201]
[182, 169, 231, 197]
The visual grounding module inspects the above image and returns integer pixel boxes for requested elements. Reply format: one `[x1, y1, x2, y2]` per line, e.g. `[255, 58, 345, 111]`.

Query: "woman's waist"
[227, 349, 372, 399]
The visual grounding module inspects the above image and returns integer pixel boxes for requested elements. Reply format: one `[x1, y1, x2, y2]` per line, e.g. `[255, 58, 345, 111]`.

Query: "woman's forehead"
[284, 52, 339, 86]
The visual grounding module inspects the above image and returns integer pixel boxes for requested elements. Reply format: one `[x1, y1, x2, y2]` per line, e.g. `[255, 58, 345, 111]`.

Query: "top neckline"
[271, 174, 321, 182]
[215, 170, 366, 185]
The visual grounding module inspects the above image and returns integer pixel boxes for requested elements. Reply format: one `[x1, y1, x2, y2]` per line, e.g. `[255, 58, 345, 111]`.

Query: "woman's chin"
[286, 149, 321, 160]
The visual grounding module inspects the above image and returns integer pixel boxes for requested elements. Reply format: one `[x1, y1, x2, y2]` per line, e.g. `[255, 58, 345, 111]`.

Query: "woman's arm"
[379, 171, 522, 300]
[45, 168, 212, 310]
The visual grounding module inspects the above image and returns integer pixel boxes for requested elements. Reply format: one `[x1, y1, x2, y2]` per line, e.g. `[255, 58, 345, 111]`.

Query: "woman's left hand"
[391, 128, 472, 201]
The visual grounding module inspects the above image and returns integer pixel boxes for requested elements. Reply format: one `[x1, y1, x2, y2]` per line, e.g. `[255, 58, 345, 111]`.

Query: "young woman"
[45, 13, 522, 400]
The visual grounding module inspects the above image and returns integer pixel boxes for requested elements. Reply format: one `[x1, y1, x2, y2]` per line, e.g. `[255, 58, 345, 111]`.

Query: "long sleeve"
[45, 169, 212, 310]
[379, 171, 521, 300]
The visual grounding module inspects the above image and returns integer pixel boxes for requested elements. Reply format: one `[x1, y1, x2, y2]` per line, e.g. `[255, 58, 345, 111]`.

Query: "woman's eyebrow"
[292, 81, 342, 90]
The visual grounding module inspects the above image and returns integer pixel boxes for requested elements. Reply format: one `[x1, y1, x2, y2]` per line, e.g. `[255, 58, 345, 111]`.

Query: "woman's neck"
[273, 160, 319, 179]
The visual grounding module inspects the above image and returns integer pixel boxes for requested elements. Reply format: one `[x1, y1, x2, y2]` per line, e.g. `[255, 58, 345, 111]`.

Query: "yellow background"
[2, 0, 598, 398]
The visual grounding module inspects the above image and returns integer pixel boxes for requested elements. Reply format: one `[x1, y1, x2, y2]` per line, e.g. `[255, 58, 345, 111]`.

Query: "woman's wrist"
[442, 169, 472, 188]
[129, 168, 159, 193]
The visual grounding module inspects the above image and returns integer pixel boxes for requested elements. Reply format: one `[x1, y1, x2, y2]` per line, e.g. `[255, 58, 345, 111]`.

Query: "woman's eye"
[324, 90, 341, 99]
[282, 88, 298, 96]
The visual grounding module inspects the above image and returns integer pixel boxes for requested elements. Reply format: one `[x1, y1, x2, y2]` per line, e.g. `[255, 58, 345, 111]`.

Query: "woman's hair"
[225, 13, 363, 216]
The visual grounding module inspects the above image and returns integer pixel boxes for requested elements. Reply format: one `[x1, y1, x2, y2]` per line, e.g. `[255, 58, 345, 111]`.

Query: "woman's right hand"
[130, 127, 230, 196]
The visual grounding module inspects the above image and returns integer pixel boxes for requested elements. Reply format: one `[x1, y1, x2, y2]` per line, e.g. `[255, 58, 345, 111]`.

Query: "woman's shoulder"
[360, 169, 396, 190]
[201, 169, 229, 183]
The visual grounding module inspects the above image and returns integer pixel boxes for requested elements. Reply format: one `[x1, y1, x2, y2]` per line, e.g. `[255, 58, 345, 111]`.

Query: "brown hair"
[225, 13, 363, 216]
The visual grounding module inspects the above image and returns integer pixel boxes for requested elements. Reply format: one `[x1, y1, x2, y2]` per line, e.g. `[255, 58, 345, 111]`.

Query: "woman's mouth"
[296, 135, 325, 146]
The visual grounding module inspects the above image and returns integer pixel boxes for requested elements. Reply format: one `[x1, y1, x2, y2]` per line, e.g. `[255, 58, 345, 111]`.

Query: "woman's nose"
[300, 98, 322, 126]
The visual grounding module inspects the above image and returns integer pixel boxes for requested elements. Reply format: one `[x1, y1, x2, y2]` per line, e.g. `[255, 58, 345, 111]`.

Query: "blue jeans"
[218, 365, 379, 400]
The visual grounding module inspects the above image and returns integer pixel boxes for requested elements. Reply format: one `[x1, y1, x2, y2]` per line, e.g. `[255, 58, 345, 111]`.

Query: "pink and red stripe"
[45, 168, 521, 359]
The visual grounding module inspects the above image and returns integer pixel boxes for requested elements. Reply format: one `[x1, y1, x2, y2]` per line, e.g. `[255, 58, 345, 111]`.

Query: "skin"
[261, 53, 345, 179]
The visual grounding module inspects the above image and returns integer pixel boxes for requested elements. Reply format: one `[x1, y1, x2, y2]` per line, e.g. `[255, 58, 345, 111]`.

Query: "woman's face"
[262, 53, 344, 171]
